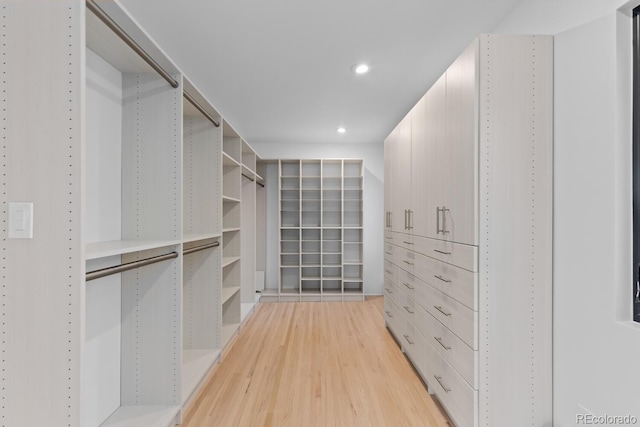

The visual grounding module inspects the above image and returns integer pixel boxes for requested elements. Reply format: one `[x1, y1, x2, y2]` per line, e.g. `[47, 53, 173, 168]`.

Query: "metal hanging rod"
[242, 173, 255, 182]
[86, 0, 179, 89]
[184, 92, 220, 127]
[183, 241, 220, 255]
[86, 251, 178, 282]
[257, 181, 265, 188]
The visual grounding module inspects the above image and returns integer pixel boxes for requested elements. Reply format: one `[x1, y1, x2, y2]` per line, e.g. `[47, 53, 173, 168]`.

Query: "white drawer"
[396, 267, 417, 301]
[415, 303, 477, 388]
[401, 318, 426, 378]
[394, 247, 417, 274]
[413, 251, 477, 310]
[412, 235, 478, 272]
[394, 284, 415, 322]
[423, 282, 477, 350]
[384, 260, 397, 283]
[384, 242, 395, 263]
[424, 339, 477, 427]
[383, 295, 401, 337]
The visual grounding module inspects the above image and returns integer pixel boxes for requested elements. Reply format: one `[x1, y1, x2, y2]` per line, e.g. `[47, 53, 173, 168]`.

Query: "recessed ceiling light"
[352, 63, 369, 74]
[337, 127, 346, 134]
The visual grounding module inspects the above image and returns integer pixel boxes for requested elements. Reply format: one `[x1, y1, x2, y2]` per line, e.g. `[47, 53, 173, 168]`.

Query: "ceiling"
[118, 0, 524, 145]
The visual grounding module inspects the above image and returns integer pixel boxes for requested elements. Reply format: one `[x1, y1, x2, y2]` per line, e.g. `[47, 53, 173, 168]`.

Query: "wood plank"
[181, 297, 451, 426]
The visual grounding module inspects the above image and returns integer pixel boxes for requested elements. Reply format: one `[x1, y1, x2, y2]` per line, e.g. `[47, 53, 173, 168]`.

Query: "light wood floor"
[181, 297, 451, 427]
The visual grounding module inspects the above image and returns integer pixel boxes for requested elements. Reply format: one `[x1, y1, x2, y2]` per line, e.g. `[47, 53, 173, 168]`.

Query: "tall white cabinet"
[4, 1, 264, 426]
[384, 34, 553, 427]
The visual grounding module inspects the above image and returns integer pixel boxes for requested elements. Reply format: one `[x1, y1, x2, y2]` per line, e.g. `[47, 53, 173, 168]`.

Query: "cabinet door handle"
[434, 275, 452, 283]
[409, 209, 414, 230]
[433, 305, 452, 317]
[403, 282, 414, 290]
[403, 305, 414, 314]
[404, 209, 409, 230]
[385, 310, 393, 318]
[433, 249, 451, 255]
[403, 334, 414, 345]
[442, 206, 449, 234]
[402, 241, 414, 245]
[436, 207, 441, 234]
[384, 287, 393, 293]
[433, 375, 451, 393]
[403, 260, 414, 266]
[434, 336, 451, 350]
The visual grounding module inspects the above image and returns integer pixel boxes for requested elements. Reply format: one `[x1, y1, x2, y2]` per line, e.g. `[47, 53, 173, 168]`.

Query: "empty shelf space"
[222, 286, 241, 304]
[86, 240, 180, 260]
[100, 406, 180, 427]
[181, 349, 220, 405]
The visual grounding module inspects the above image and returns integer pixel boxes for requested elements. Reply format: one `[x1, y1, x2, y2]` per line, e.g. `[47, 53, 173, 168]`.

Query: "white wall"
[494, 1, 640, 424]
[252, 142, 384, 296]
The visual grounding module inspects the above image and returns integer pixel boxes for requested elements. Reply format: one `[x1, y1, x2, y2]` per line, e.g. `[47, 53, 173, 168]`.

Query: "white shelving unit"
[83, 4, 182, 426]
[5, 2, 265, 425]
[264, 159, 363, 303]
[181, 78, 223, 410]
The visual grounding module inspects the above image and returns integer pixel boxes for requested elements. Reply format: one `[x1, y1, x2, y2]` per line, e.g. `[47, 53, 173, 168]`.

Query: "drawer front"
[416, 303, 476, 388]
[394, 285, 415, 323]
[402, 318, 426, 378]
[423, 283, 477, 350]
[383, 295, 402, 338]
[396, 267, 417, 301]
[395, 247, 416, 274]
[384, 260, 397, 284]
[412, 235, 478, 272]
[425, 340, 477, 427]
[413, 251, 477, 311]
[384, 242, 395, 263]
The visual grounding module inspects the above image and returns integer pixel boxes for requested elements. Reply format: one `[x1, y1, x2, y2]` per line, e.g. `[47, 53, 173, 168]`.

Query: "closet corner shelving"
[269, 158, 364, 303]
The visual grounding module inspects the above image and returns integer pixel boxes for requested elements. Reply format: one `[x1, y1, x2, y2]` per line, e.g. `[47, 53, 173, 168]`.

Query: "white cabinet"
[384, 34, 552, 427]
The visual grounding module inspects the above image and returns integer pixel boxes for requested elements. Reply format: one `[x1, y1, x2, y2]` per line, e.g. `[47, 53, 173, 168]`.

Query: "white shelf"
[222, 195, 241, 203]
[100, 406, 180, 427]
[223, 152, 241, 167]
[183, 233, 221, 244]
[222, 323, 239, 348]
[222, 256, 241, 268]
[181, 349, 220, 405]
[222, 227, 241, 233]
[86, 240, 181, 260]
[222, 286, 241, 304]
[242, 164, 257, 177]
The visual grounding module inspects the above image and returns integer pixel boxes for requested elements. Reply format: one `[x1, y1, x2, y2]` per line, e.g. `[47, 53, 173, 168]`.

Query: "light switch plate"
[8, 202, 33, 239]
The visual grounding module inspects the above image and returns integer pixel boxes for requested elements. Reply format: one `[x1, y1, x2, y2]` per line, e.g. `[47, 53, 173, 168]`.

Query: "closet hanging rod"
[184, 92, 221, 127]
[86, 251, 178, 282]
[86, 0, 179, 89]
[183, 241, 220, 255]
[242, 173, 255, 182]
[257, 181, 265, 188]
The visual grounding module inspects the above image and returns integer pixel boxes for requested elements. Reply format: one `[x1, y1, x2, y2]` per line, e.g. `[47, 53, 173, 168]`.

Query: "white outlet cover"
[8, 202, 33, 239]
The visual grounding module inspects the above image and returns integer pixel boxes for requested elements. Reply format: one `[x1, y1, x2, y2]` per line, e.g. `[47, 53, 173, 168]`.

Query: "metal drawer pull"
[403, 260, 414, 266]
[434, 375, 451, 393]
[436, 207, 441, 234]
[403, 305, 414, 314]
[434, 305, 452, 316]
[433, 249, 452, 255]
[402, 241, 414, 245]
[385, 236, 393, 240]
[434, 337, 451, 350]
[384, 287, 393, 293]
[434, 275, 452, 283]
[385, 311, 393, 318]
[385, 269, 393, 274]
[403, 282, 414, 290]
[403, 334, 414, 345]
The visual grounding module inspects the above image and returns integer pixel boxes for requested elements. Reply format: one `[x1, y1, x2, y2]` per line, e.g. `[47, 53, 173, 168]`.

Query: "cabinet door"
[384, 138, 392, 231]
[388, 114, 412, 233]
[443, 40, 478, 246]
[412, 74, 446, 239]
